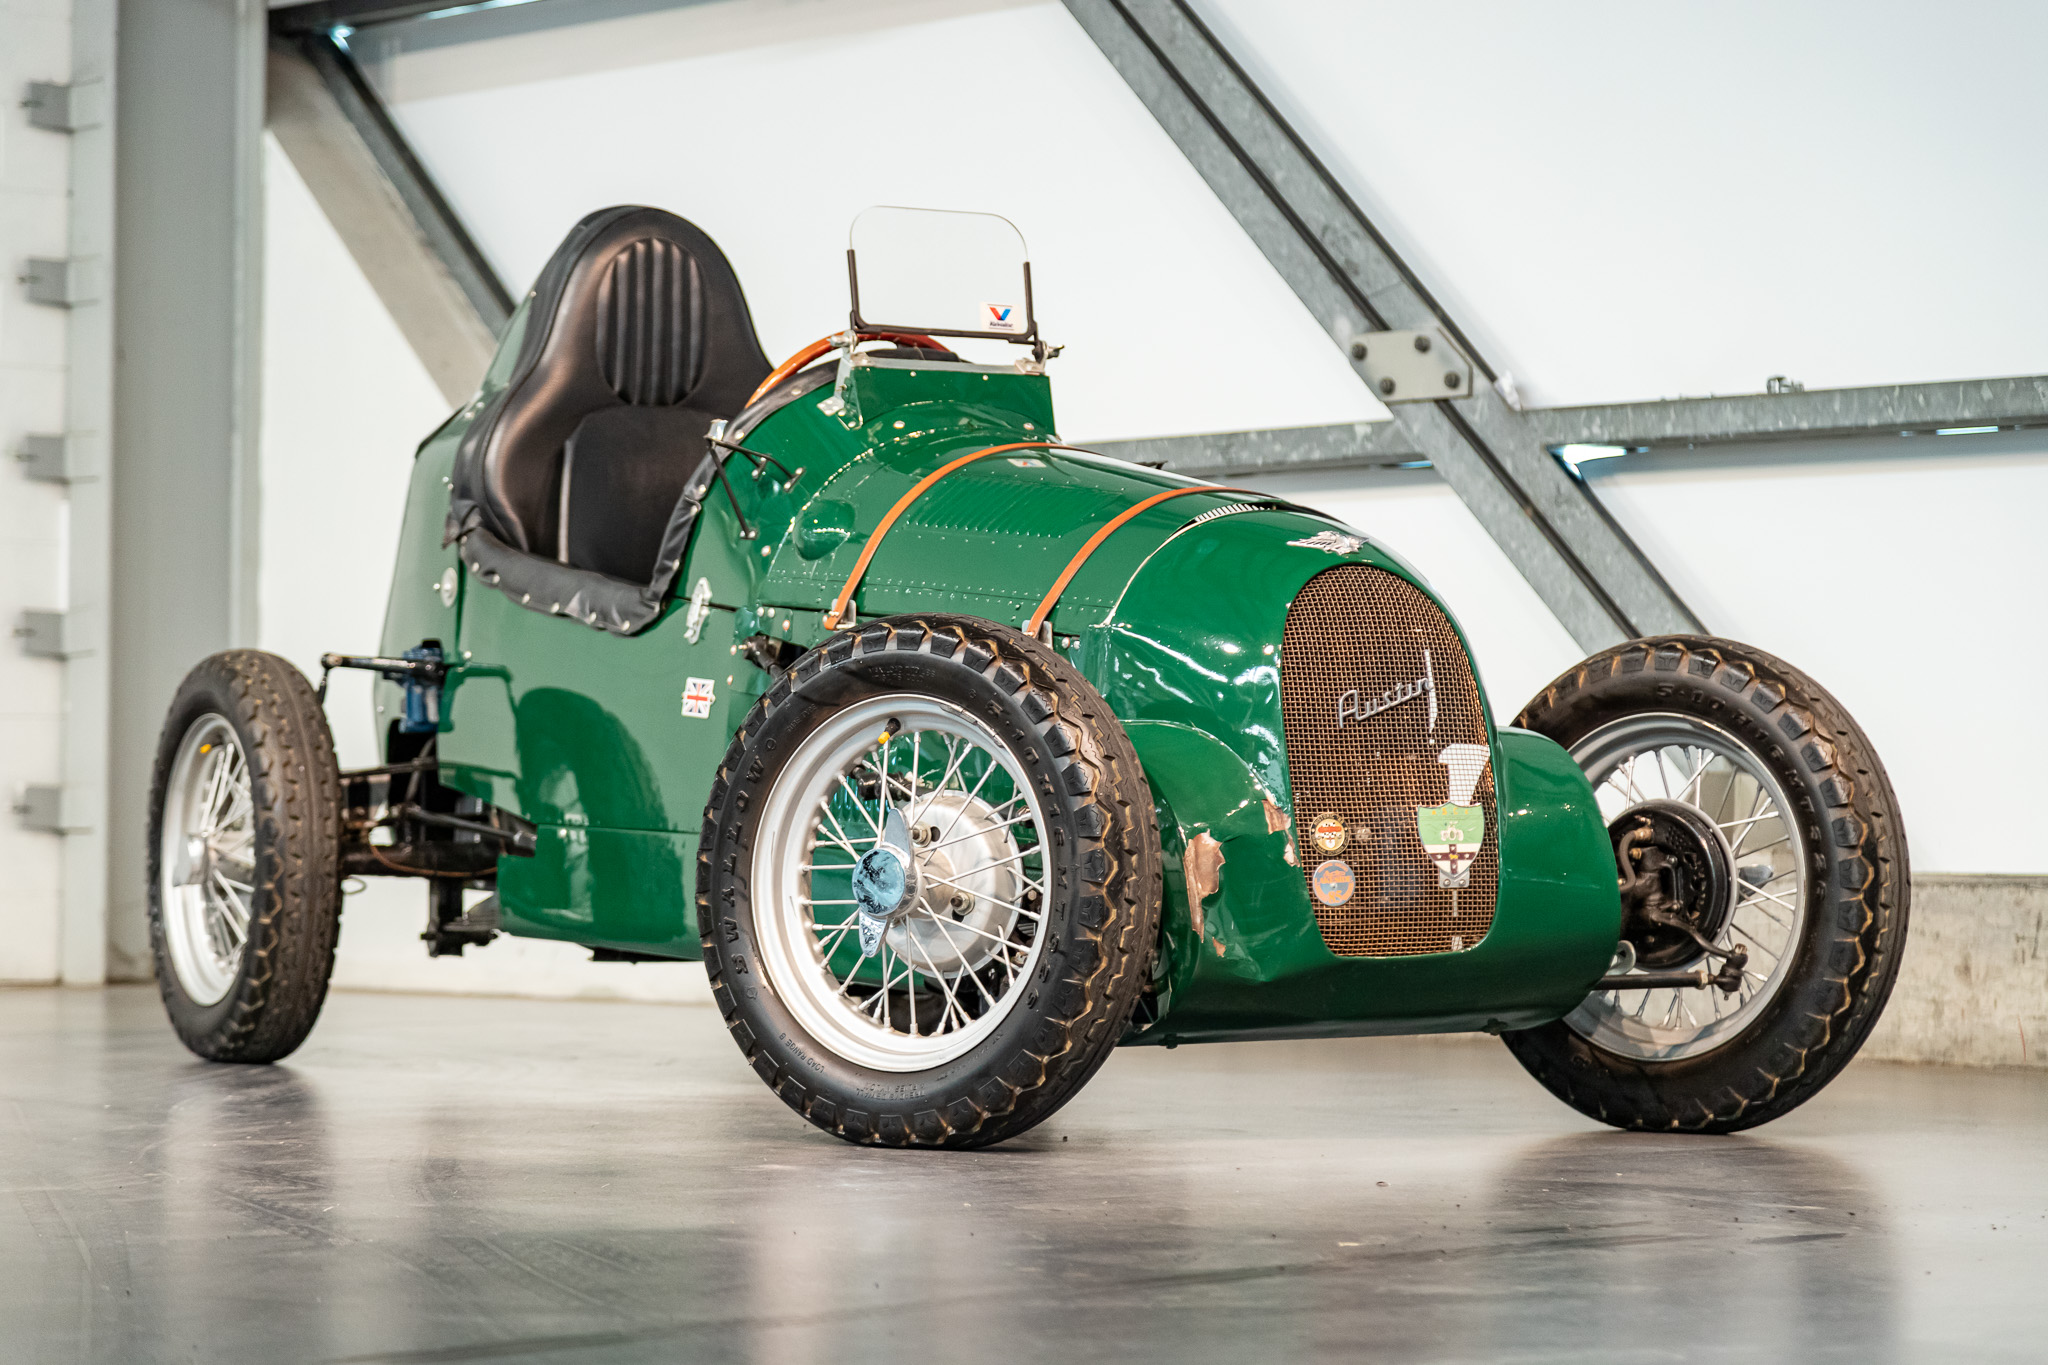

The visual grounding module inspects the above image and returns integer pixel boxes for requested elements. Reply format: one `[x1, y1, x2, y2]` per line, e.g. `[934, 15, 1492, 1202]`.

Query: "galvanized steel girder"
[1089, 369, 2048, 475]
[1064, 0, 1704, 648]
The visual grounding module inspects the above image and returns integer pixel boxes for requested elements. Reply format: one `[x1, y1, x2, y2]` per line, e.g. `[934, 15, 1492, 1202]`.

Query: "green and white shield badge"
[1416, 803, 1484, 888]
[1417, 743, 1491, 889]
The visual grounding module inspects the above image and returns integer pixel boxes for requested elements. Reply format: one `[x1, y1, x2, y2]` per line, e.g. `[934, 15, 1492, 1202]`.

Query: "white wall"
[1194, 0, 2048, 408]
[0, 0, 75, 982]
[1581, 434, 2048, 875]
[366, 0, 1389, 444]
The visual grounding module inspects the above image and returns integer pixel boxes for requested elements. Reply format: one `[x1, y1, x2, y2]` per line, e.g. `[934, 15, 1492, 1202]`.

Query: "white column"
[59, 0, 117, 984]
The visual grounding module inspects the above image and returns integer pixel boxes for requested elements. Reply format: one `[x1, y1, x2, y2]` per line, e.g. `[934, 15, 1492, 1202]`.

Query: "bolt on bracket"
[23, 80, 107, 133]
[15, 610, 72, 659]
[1346, 328, 1473, 403]
[20, 257, 101, 308]
[15, 434, 80, 483]
[15, 784, 91, 834]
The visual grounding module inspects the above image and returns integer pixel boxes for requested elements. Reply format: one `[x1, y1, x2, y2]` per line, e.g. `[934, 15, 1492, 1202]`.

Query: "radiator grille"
[1280, 565, 1499, 957]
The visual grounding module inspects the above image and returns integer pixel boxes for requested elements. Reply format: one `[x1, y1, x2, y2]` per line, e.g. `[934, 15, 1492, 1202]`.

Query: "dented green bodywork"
[377, 345, 1621, 1040]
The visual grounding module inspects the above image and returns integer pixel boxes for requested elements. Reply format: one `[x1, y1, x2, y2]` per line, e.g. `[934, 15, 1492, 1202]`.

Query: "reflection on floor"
[1, 986, 2041, 1363]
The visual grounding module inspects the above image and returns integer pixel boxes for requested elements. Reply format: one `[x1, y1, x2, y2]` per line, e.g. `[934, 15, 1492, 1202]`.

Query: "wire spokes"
[160, 716, 258, 1006]
[1568, 714, 1810, 1062]
[792, 708, 1047, 1044]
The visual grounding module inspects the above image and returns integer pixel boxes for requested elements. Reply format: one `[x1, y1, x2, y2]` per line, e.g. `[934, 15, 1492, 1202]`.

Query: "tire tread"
[148, 650, 342, 1063]
[698, 615, 1161, 1148]
[1503, 634, 1908, 1133]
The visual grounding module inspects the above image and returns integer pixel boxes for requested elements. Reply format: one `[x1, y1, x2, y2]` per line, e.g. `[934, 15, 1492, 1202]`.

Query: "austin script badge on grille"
[1336, 649, 1436, 732]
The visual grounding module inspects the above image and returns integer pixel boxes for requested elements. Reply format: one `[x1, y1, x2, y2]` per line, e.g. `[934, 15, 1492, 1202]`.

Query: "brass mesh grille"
[1280, 565, 1498, 957]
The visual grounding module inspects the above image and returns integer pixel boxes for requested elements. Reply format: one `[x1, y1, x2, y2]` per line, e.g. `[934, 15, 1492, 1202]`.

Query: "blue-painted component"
[399, 644, 445, 734]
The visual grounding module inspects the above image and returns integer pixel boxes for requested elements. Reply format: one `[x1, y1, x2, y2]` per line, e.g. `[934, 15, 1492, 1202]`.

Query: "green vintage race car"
[147, 206, 1908, 1147]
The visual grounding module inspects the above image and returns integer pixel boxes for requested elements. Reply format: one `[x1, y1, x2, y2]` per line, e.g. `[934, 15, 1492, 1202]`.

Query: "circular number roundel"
[1312, 858, 1355, 907]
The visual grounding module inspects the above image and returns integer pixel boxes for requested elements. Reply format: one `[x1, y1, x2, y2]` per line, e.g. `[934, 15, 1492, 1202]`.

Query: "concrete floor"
[2, 987, 2042, 1365]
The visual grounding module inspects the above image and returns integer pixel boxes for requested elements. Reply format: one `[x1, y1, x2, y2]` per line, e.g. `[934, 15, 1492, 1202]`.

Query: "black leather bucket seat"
[447, 206, 770, 632]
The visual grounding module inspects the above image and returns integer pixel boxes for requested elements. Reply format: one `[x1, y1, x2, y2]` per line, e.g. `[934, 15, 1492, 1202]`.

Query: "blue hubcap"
[852, 846, 911, 919]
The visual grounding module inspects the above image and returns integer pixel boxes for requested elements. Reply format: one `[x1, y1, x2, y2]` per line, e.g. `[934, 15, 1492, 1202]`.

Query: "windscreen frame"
[845, 205, 1039, 346]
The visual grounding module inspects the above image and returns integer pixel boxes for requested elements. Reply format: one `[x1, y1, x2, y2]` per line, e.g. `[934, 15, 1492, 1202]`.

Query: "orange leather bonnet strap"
[1024, 486, 1259, 637]
[822, 441, 1061, 630]
[747, 331, 950, 409]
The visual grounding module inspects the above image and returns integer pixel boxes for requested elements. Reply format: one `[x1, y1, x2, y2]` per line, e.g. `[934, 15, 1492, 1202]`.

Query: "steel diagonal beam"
[1064, 0, 1699, 648]
[294, 34, 513, 333]
[267, 40, 506, 403]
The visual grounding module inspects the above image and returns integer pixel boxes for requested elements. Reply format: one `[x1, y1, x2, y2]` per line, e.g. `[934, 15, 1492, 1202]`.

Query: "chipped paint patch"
[1263, 798, 1288, 834]
[1184, 832, 1225, 939]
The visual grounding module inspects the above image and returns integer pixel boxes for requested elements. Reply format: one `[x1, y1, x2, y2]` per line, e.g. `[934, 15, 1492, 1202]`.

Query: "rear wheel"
[699, 615, 1161, 1148]
[148, 650, 343, 1062]
[1503, 635, 1908, 1132]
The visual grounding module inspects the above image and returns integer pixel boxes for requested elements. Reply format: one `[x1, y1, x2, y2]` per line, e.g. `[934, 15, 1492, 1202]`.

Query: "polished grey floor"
[2, 985, 2042, 1364]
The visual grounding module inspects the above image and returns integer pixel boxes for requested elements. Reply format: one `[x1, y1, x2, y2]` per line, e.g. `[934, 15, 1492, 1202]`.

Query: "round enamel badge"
[1311, 813, 1348, 854]
[1311, 858, 1355, 907]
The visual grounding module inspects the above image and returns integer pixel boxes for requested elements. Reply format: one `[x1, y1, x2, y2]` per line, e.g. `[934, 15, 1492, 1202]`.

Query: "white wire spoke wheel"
[148, 651, 343, 1063]
[752, 694, 1052, 1071]
[1502, 635, 1908, 1134]
[1564, 713, 1807, 1062]
[159, 714, 257, 1007]
[700, 615, 1162, 1149]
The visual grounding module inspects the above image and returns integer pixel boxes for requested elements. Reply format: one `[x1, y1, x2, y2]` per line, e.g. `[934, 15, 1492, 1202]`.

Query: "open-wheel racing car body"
[148, 206, 1910, 1147]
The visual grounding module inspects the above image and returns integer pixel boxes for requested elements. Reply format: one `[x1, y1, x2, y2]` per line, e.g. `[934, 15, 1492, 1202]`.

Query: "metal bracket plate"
[24, 80, 107, 133]
[684, 576, 714, 643]
[16, 434, 77, 483]
[20, 258, 101, 308]
[15, 784, 91, 833]
[15, 610, 71, 659]
[1347, 329, 1472, 403]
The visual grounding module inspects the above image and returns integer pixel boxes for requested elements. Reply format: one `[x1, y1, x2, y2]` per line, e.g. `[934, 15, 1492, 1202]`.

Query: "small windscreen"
[848, 206, 1034, 342]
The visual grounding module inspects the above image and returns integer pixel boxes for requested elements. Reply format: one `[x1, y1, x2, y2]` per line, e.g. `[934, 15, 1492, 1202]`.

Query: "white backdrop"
[255, 0, 2047, 998]
[1196, 0, 2048, 408]
[1581, 437, 2048, 878]
[368, 0, 1390, 444]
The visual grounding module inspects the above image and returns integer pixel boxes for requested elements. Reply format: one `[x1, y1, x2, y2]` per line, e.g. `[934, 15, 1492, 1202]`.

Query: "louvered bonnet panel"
[1280, 565, 1499, 957]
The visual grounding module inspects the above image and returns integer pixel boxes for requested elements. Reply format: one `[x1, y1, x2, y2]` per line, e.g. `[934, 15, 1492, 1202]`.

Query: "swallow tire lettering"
[698, 614, 1163, 1147]
[1503, 635, 1909, 1133]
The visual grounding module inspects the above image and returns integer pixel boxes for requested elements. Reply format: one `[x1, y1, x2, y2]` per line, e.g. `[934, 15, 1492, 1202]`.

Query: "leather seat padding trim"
[459, 441, 722, 637]
[562, 404, 720, 584]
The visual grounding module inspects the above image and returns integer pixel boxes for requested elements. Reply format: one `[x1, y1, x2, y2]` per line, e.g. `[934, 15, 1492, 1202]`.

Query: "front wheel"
[1503, 635, 1908, 1132]
[148, 650, 343, 1062]
[698, 615, 1162, 1148]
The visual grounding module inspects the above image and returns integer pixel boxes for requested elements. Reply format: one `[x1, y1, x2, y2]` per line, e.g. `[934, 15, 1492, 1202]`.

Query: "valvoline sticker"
[982, 302, 1025, 334]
